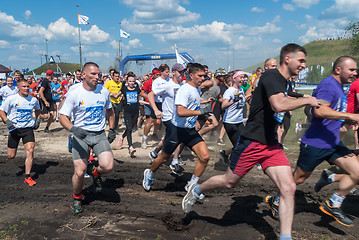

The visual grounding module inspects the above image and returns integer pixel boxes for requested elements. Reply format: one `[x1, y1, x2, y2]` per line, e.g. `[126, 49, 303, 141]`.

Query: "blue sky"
[1, 0, 358, 75]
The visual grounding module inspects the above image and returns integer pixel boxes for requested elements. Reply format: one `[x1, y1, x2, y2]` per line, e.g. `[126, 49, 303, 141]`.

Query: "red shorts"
[229, 137, 290, 176]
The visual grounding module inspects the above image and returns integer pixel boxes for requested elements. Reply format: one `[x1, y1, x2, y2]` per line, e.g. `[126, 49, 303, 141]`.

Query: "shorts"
[162, 124, 204, 155]
[150, 102, 162, 119]
[144, 104, 152, 118]
[197, 114, 210, 122]
[229, 137, 290, 176]
[297, 141, 352, 172]
[112, 102, 123, 113]
[72, 130, 112, 160]
[8, 127, 35, 148]
[223, 122, 245, 147]
[40, 99, 55, 114]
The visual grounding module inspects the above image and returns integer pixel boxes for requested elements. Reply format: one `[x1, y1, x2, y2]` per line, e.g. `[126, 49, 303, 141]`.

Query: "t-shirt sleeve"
[104, 89, 112, 109]
[142, 80, 151, 93]
[58, 92, 75, 116]
[174, 86, 189, 107]
[0, 96, 10, 112]
[223, 88, 233, 100]
[34, 98, 40, 110]
[41, 79, 49, 89]
[261, 71, 286, 98]
[315, 83, 335, 103]
[152, 82, 167, 96]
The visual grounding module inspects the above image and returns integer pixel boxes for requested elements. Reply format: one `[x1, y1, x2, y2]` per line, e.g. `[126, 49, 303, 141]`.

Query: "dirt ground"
[0, 121, 358, 240]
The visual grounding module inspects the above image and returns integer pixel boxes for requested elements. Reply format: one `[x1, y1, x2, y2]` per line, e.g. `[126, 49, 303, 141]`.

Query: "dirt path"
[0, 122, 358, 239]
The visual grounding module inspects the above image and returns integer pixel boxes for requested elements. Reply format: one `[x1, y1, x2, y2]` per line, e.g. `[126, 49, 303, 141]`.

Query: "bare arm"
[177, 105, 201, 117]
[269, 92, 321, 112]
[221, 98, 233, 110]
[0, 110, 8, 122]
[106, 108, 115, 129]
[314, 100, 359, 122]
[148, 91, 163, 118]
[59, 114, 73, 131]
[34, 109, 41, 120]
[140, 89, 148, 100]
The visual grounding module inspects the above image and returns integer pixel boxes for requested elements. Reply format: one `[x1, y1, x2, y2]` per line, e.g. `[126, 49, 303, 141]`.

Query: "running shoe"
[219, 150, 229, 165]
[266, 195, 279, 220]
[315, 169, 333, 192]
[182, 183, 202, 213]
[84, 173, 90, 178]
[24, 177, 36, 186]
[350, 187, 359, 196]
[93, 176, 103, 193]
[177, 157, 186, 166]
[149, 151, 157, 162]
[141, 137, 147, 149]
[143, 169, 154, 191]
[319, 200, 353, 227]
[295, 122, 302, 134]
[118, 136, 124, 147]
[170, 164, 184, 176]
[44, 127, 51, 133]
[72, 199, 83, 214]
[217, 139, 226, 146]
[88, 154, 96, 163]
[129, 146, 136, 158]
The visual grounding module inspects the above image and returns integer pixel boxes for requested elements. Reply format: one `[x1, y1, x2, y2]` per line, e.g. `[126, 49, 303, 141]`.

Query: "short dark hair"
[66, 73, 72, 77]
[203, 65, 208, 69]
[17, 78, 28, 84]
[113, 70, 119, 75]
[159, 64, 170, 72]
[332, 56, 356, 72]
[83, 62, 99, 72]
[188, 63, 205, 75]
[279, 43, 306, 65]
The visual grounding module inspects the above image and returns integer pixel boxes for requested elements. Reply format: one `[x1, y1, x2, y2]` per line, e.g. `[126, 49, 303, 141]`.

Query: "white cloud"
[283, 4, 295, 11]
[18, 44, 28, 50]
[272, 38, 281, 44]
[24, 10, 31, 20]
[305, 15, 312, 21]
[110, 40, 118, 49]
[122, 0, 199, 25]
[321, 0, 359, 19]
[85, 51, 110, 58]
[0, 12, 110, 44]
[251, 7, 264, 13]
[292, 0, 319, 9]
[0, 40, 10, 48]
[124, 38, 143, 50]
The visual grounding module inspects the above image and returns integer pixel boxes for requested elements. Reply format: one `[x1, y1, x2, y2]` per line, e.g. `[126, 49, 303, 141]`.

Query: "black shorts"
[224, 122, 245, 147]
[297, 141, 353, 172]
[150, 102, 162, 119]
[40, 99, 55, 114]
[8, 127, 35, 148]
[162, 123, 204, 155]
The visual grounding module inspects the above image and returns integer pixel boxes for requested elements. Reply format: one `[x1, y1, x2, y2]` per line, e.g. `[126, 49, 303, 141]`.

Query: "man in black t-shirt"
[38, 70, 55, 132]
[182, 44, 321, 240]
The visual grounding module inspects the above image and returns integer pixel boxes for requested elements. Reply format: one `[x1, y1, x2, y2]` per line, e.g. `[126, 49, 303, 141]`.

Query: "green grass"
[31, 62, 81, 75]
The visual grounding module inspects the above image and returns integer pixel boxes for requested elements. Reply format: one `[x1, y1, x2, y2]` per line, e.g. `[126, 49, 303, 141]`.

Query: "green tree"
[346, 21, 359, 54]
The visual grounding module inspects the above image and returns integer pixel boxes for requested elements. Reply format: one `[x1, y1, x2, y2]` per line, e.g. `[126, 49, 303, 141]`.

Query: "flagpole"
[76, 4, 83, 71]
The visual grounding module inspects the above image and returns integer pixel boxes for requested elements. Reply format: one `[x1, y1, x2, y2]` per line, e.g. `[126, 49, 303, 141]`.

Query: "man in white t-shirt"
[0, 76, 19, 102]
[147, 63, 186, 175]
[0, 78, 41, 186]
[143, 63, 211, 192]
[59, 62, 116, 214]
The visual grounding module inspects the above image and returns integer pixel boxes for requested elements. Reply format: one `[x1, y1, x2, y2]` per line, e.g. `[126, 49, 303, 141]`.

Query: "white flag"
[175, 48, 188, 67]
[78, 14, 89, 25]
[120, 29, 130, 38]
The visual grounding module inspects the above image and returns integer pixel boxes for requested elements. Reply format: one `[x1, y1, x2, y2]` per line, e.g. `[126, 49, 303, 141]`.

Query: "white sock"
[172, 158, 178, 165]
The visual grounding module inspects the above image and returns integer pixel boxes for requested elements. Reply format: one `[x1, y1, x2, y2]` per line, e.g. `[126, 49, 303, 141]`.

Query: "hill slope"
[244, 39, 359, 76]
[31, 63, 81, 75]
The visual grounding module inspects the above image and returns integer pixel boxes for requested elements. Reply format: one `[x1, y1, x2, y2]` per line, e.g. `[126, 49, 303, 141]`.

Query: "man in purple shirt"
[268, 56, 359, 227]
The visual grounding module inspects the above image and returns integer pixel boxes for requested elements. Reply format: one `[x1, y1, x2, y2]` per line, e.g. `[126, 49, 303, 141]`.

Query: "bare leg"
[24, 142, 35, 175]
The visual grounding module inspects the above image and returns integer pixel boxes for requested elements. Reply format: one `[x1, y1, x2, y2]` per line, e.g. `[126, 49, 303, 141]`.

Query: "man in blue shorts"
[182, 44, 321, 240]
[267, 56, 359, 227]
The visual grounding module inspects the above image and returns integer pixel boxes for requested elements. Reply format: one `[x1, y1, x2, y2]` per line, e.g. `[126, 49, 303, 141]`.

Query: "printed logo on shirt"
[126, 92, 138, 104]
[97, 100, 105, 105]
[16, 109, 32, 122]
[78, 100, 85, 107]
[84, 106, 104, 125]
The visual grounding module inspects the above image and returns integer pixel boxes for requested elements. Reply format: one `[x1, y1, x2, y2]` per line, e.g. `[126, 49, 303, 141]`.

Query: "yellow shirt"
[104, 80, 122, 104]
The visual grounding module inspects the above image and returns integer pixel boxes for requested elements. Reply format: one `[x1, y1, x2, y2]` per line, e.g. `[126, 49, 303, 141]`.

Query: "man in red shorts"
[182, 44, 321, 240]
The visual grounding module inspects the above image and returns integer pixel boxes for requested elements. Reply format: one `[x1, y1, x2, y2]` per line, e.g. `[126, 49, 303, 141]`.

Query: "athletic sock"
[148, 169, 154, 178]
[151, 150, 158, 158]
[172, 158, 178, 165]
[328, 173, 336, 182]
[92, 167, 100, 177]
[73, 193, 82, 200]
[279, 234, 292, 240]
[189, 175, 199, 184]
[142, 135, 148, 140]
[329, 192, 345, 207]
[273, 193, 280, 205]
[193, 185, 202, 197]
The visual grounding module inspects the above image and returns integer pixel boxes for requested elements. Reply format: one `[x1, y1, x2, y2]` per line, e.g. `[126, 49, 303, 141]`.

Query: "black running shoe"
[219, 150, 228, 165]
[315, 169, 333, 192]
[266, 195, 279, 220]
[319, 200, 353, 227]
[170, 164, 184, 176]
[72, 199, 83, 214]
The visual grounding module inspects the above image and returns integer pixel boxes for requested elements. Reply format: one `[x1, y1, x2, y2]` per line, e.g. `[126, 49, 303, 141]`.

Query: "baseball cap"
[46, 70, 54, 75]
[172, 63, 185, 72]
[214, 68, 227, 77]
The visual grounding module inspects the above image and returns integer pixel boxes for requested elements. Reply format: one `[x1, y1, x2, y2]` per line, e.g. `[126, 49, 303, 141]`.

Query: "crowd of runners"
[1, 43, 359, 240]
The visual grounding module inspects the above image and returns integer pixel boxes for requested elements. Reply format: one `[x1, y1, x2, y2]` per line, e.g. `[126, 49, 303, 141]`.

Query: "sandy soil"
[0, 121, 358, 240]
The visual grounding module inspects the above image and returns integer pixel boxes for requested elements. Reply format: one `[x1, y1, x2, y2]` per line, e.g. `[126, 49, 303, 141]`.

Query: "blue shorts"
[297, 141, 352, 172]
